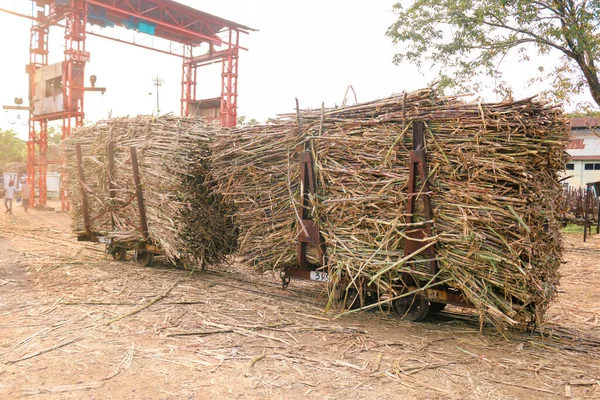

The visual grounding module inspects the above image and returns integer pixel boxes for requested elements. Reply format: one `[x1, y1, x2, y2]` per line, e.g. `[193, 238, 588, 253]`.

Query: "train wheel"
[111, 246, 127, 261]
[134, 249, 154, 267]
[393, 294, 429, 322]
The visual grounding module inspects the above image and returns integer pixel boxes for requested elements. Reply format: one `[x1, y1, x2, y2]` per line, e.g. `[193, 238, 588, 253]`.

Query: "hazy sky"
[0, 1, 592, 140]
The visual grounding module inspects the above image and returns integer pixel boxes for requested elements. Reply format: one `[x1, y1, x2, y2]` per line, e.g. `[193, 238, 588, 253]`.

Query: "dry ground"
[0, 201, 599, 399]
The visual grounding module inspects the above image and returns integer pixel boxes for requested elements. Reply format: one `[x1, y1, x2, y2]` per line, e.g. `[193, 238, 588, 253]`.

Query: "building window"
[595, 164, 600, 170]
[566, 163, 575, 170]
[585, 163, 594, 170]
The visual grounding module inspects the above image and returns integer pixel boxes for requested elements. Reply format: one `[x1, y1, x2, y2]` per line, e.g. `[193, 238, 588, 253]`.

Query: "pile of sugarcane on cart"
[65, 88, 569, 330]
[64, 116, 237, 268]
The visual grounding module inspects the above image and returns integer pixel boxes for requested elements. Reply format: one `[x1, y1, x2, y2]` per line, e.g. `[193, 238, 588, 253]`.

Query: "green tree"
[387, 1, 600, 107]
[48, 125, 62, 145]
[0, 129, 27, 166]
[237, 116, 259, 126]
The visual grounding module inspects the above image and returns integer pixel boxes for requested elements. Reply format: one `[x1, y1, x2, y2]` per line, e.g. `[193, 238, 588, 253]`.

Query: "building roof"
[570, 116, 600, 129]
[85, 0, 255, 46]
[568, 136, 600, 160]
[567, 139, 585, 150]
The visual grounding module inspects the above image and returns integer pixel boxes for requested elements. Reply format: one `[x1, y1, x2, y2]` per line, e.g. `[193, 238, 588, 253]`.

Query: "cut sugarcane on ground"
[64, 115, 237, 268]
[210, 88, 569, 329]
[2, 201, 599, 400]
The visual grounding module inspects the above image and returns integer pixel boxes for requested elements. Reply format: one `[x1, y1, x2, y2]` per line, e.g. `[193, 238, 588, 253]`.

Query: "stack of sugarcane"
[210, 122, 302, 268]
[210, 88, 569, 327]
[64, 115, 237, 267]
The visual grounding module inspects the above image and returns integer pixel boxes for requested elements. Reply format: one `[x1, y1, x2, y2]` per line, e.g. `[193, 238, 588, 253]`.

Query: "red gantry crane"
[1, 0, 254, 210]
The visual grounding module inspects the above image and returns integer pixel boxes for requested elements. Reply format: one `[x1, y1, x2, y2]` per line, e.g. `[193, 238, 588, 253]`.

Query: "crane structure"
[2, 0, 253, 210]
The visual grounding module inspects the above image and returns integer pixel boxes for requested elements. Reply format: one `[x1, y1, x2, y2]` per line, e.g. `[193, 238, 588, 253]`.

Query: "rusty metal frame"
[282, 151, 328, 284]
[297, 151, 326, 268]
[76, 142, 161, 258]
[278, 119, 472, 310]
[405, 286, 471, 308]
[3, 0, 253, 213]
[129, 146, 150, 243]
[75, 144, 92, 238]
[108, 140, 116, 230]
[396, 121, 473, 309]
[281, 100, 327, 286]
[404, 121, 437, 275]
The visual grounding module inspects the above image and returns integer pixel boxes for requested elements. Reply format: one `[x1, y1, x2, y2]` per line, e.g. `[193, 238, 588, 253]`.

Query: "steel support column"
[27, 4, 49, 208]
[61, 0, 88, 211]
[180, 44, 195, 116]
[38, 120, 48, 204]
[220, 29, 239, 127]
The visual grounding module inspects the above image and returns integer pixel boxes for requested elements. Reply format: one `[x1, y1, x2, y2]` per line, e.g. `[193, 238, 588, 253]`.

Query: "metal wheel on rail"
[111, 246, 127, 261]
[134, 249, 154, 267]
[393, 294, 429, 322]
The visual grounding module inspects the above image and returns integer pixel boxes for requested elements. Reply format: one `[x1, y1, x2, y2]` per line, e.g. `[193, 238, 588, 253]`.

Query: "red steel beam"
[0, 6, 186, 58]
[0, 7, 32, 20]
[148, 0, 253, 32]
[87, 30, 184, 57]
[83, 0, 248, 49]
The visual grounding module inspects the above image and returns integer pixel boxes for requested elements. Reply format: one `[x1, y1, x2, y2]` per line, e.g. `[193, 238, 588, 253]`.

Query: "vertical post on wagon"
[130, 146, 149, 242]
[75, 144, 91, 237]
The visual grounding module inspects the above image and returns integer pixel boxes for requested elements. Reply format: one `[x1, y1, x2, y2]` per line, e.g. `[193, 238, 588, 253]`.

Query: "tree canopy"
[0, 129, 27, 166]
[387, 0, 600, 108]
[48, 125, 61, 145]
[237, 116, 259, 126]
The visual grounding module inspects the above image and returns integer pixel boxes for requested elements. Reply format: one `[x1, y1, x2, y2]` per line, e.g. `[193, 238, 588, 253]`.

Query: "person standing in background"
[4, 180, 15, 214]
[20, 181, 31, 213]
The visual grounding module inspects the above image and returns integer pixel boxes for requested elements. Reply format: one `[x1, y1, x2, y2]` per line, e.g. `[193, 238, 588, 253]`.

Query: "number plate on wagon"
[310, 271, 330, 282]
[97, 236, 112, 244]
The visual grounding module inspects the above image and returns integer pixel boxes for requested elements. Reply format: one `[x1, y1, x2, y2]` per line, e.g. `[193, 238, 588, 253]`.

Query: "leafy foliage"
[387, 0, 600, 107]
[0, 129, 26, 166]
[237, 116, 259, 126]
[48, 125, 61, 145]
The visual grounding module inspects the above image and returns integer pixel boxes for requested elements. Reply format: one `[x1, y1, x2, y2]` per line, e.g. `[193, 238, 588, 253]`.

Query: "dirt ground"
[0, 201, 599, 400]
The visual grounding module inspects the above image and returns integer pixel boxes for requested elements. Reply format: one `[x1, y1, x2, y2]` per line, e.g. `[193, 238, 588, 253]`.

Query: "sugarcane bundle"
[307, 95, 568, 327]
[210, 88, 569, 328]
[210, 122, 302, 268]
[64, 115, 237, 267]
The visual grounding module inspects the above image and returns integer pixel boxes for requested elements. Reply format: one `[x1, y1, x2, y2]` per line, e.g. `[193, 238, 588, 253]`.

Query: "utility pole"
[152, 75, 163, 115]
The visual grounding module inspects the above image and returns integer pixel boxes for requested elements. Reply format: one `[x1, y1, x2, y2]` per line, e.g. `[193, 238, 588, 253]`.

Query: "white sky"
[0, 1, 594, 140]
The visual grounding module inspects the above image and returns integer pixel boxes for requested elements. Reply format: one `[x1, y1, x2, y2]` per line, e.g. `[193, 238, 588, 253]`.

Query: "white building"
[564, 117, 600, 188]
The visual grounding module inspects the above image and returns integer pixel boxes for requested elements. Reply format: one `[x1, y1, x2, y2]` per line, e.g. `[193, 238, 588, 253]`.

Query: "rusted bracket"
[283, 150, 328, 285]
[282, 100, 327, 286]
[108, 140, 116, 231]
[130, 146, 150, 242]
[404, 121, 437, 275]
[297, 151, 326, 268]
[406, 286, 471, 308]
